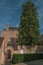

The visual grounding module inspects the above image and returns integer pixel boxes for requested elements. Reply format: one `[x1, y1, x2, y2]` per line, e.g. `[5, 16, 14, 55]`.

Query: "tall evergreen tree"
[18, 1, 40, 46]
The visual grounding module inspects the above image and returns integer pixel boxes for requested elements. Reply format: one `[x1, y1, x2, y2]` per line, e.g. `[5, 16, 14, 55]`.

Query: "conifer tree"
[18, 1, 40, 46]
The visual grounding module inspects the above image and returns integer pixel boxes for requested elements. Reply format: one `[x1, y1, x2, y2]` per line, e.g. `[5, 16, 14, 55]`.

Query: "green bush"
[12, 54, 43, 64]
[12, 54, 24, 64]
[23, 54, 40, 62]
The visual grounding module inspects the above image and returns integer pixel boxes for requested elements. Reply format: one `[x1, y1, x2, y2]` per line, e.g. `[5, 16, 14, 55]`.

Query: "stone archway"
[5, 46, 14, 60]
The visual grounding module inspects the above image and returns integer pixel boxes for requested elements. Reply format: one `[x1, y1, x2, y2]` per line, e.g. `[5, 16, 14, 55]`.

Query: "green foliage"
[12, 54, 24, 64]
[18, 1, 40, 46]
[12, 54, 43, 64]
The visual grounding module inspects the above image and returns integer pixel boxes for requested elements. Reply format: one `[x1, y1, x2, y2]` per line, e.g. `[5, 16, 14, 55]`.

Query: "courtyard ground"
[5, 60, 43, 65]
[14, 60, 43, 65]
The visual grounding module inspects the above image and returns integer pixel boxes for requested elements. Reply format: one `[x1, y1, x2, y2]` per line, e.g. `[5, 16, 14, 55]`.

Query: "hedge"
[12, 54, 43, 64]
[12, 54, 24, 64]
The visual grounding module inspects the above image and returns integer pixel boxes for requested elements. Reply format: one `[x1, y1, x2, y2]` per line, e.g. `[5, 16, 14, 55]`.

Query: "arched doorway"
[6, 50, 11, 59]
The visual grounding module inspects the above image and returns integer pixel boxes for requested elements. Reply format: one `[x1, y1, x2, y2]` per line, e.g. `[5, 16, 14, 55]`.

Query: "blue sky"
[0, 0, 43, 34]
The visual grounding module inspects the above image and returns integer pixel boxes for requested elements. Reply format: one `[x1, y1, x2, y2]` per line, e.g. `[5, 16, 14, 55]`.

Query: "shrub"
[12, 54, 43, 64]
[12, 54, 24, 64]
